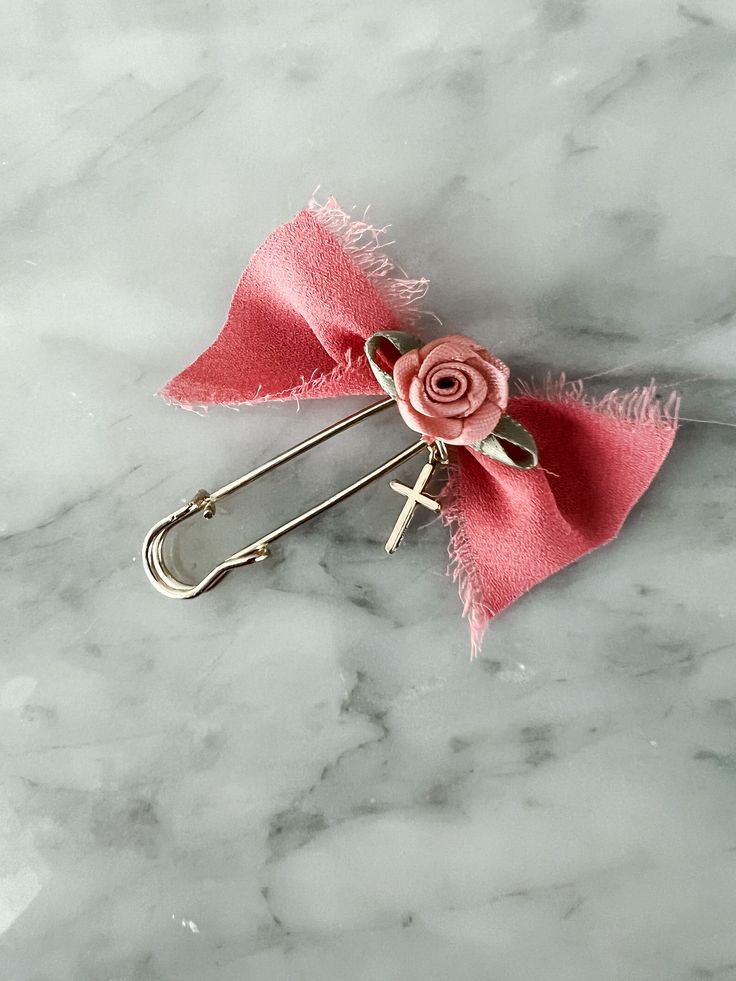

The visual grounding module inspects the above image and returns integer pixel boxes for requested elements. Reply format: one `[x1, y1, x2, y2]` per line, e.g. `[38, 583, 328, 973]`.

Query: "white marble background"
[2, 1, 736, 978]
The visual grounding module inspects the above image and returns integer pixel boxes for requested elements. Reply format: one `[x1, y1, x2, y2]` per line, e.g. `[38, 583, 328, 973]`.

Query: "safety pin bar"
[143, 398, 438, 599]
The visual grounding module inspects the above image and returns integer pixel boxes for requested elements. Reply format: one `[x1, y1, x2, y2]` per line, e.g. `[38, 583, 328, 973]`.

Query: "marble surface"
[2, 1, 736, 978]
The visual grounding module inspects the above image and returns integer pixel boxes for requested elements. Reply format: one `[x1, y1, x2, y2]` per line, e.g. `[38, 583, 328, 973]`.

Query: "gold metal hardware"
[385, 441, 447, 554]
[143, 398, 448, 599]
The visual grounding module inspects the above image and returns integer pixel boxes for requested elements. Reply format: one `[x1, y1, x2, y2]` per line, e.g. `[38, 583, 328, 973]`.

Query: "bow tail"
[443, 378, 679, 655]
[161, 198, 427, 407]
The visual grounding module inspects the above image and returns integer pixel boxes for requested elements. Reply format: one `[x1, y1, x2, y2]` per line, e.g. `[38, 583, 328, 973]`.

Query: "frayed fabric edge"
[161, 195, 429, 408]
[440, 374, 680, 659]
[515, 373, 680, 429]
[159, 355, 381, 412]
[440, 464, 496, 660]
[308, 195, 430, 328]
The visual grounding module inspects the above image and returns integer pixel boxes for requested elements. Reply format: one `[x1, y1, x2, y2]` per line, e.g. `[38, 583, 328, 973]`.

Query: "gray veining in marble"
[1, 1, 735, 979]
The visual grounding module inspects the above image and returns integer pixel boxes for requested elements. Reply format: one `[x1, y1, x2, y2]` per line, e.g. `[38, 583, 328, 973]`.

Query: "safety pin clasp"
[143, 398, 448, 599]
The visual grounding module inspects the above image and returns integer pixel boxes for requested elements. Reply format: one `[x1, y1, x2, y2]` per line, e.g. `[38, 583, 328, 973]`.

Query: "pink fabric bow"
[163, 198, 678, 654]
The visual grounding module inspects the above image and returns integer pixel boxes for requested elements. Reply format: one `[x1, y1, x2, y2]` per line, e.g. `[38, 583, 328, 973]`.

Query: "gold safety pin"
[143, 397, 448, 599]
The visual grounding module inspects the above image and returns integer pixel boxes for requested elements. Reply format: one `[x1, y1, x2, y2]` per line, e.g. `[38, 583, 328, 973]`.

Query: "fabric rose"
[392, 335, 510, 445]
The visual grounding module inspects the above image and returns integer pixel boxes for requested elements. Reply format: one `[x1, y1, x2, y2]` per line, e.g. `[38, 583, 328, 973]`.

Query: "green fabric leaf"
[473, 414, 538, 470]
[364, 330, 422, 398]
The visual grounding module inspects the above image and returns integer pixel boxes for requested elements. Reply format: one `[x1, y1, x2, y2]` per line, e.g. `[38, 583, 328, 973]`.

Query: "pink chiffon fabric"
[163, 199, 678, 653]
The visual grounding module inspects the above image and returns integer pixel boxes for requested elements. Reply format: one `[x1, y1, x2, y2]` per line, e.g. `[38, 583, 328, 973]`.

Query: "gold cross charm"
[385, 459, 442, 554]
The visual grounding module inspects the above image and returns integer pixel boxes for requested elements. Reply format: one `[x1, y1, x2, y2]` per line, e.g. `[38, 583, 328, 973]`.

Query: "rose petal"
[392, 349, 421, 400]
[397, 399, 465, 441]
[422, 414, 466, 441]
[418, 362, 489, 414]
[464, 355, 509, 411]
[456, 364, 489, 413]
[417, 338, 475, 378]
[425, 364, 469, 401]
[415, 334, 509, 373]
[466, 347, 511, 380]
[391, 333, 511, 444]
[424, 363, 489, 412]
[448, 400, 504, 445]
[409, 375, 472, 417]
[485, 353, 510, 379]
